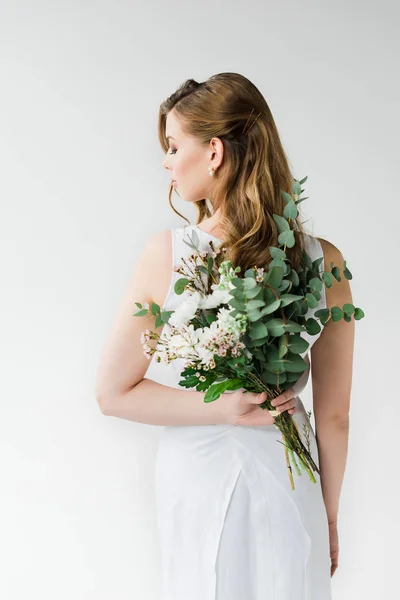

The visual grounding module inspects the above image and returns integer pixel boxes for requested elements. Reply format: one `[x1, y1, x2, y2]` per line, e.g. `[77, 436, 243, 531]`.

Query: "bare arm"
[311, 238, 355, 521]
[94, 229, 225, 425]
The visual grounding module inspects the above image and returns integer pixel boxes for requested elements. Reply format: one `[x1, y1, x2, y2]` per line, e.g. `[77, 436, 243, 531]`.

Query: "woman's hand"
[328, 518, 339, 577]
[215, 387, 297, 427]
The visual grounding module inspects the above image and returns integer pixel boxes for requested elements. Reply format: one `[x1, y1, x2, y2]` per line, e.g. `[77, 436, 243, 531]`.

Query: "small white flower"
[168, 291, 202, 327]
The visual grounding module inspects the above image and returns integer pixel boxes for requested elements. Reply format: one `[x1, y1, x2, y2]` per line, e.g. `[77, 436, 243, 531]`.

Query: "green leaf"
[206, 313, 217, 325]
[244, 269, 256, 278]
[273, 214, 290, 233]
[354, 307, 365, 320]
[207, 257, 214, 274]
[278, 229, 295, 248]
[247, 309, 262, 322]
[283, 199, 299, 220]
[204, 378, 244, 403]
[284, 351, 308, 373]
[279, 293, 303, 307]
[269, 247, 287, 259]
[151, 302, 160, 315]
[292, 181, 302, 195]
[331, 306, 344, 321]
[314, 308, 330, 325]
[343, 266, 353, 280]
[133, 308, 148, 317]
[231, 277, 245, 288]
[288, 334, 309, 354]
[260, 298, 281, 316]
[312, 257, 324, 269]
[305, 318, 321, 335]
[155, 314, 164, 328]
[305, 293, 318, 309]
[264, 348, 286, 373]
[287, 269, 299, 286]
[281, 191, 294, 204]
[174, 277, 189, 295]
[332, 267, 341, 282]
[322, 271, 334, 287]
[266, 318, 285, 337]
[309, 277, 323, 292]
[269, 257, 287, 270]
[230, 287, 246, 301]
[244, 277, 257, 290]
[343, 303, 355, 316]
[247, 299, 265, 311]
[135, 302, 143, 309]
[279, 334, 288, 358]
[302, 251, 314, 270]
[246, 286, 263, 299]
[266, 266, 284, 289]
[229, 298, 245, 311]
[249, 322, 268, 339]
[284, 320, 305, 333]
[160, 310, 173, 323]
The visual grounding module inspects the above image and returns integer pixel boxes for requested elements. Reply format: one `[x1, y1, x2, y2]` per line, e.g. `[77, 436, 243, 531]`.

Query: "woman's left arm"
[310, 237, 355, 522]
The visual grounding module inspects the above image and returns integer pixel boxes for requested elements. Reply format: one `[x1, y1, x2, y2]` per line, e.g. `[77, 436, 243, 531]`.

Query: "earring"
[208, 166, 215, 176]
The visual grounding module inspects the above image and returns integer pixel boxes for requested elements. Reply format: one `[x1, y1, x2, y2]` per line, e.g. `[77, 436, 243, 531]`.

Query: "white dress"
[150, 225, 331, 600]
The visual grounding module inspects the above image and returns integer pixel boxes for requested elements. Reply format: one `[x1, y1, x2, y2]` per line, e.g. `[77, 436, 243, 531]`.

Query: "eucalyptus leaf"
[249, 322, 268, 339]
[273, 213, 290, 233]
[283, 199, 298, 220]
[266, 318, 286, 337]
[247, 299, 265, 311]
[278, 229, 295, 248]
[260, 299, 281, 316]
[305, 317, 321, 335]
[322, 272, 334, 287]
[284, 351, 308, 373]
[279, 293, 304, 307]
[174, 278, 189, 295]
[269, 247, 287, 259]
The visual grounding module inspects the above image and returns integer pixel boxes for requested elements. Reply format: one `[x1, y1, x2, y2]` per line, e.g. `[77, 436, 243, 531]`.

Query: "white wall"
[0, 1, 398, 598]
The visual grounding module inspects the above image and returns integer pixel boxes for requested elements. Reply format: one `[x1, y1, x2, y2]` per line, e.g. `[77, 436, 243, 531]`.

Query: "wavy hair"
[158, 72, 307, 273]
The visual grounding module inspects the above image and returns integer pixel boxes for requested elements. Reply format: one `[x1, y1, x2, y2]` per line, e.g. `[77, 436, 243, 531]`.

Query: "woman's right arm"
[94, 229, 225, 425]
[94, 230, 296, 426]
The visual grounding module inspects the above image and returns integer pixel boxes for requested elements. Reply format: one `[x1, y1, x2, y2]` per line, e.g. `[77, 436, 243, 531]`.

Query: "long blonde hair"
[158, 72, 307, 273]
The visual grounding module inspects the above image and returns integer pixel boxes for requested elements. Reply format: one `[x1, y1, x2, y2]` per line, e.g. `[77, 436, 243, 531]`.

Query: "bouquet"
[134, 177, 364, 490]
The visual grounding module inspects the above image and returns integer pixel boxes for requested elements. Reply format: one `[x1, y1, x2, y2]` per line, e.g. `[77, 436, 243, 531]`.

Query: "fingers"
[245, 391, 268, 405]
[246, 388, 297, 410]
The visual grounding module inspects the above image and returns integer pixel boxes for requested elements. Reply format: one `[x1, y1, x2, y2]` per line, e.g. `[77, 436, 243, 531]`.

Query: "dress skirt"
[155, 397, 332, 600]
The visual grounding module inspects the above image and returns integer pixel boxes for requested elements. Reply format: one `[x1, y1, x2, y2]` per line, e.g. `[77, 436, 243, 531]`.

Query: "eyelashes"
[167, 148, 177, 155]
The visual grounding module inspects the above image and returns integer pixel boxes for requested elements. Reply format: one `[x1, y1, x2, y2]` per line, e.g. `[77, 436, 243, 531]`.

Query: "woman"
[95, 73, 353, 600]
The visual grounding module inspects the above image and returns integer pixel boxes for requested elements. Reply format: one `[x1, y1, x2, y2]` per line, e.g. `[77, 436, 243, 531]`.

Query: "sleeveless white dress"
[149, 225, 331, 600]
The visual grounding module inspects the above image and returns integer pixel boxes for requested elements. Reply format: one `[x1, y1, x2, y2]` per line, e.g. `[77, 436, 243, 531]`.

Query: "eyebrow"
[166, 135, 176, 141]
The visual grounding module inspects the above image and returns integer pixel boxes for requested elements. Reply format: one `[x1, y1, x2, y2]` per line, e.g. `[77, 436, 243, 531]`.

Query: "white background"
[1, 1, 398, 598]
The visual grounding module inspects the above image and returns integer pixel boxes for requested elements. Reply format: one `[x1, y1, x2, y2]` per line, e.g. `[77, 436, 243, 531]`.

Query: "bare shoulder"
[315, 236, 352, 306]
[142, 229, 172, 260]
[316, 237, 344, 265]
[139, 229, 173, 308]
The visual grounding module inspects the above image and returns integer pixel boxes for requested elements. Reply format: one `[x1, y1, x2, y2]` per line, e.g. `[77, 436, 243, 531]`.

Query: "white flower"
[168, 291, 202, 327]
[198, 288, 232, 309]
